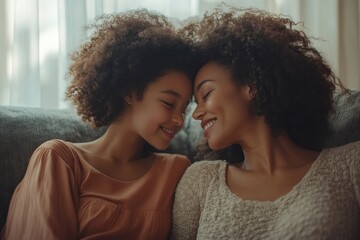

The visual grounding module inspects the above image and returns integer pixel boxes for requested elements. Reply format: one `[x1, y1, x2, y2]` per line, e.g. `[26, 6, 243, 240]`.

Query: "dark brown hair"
[66, 9, 198, 128]
[185, 7, 345, 162]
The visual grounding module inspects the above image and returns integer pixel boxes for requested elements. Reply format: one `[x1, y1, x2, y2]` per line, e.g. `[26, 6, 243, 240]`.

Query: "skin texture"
[186, 8, 345, 163]
[193, 62, 256, 151]
[65, 9, 198, 180]
[127, 71, 192, 151]
[76, 70, 192, 181]
[169, 9, 356, 240]
[2, 10, 197, 240]
[193, 61, 320, 201]
[66, 10, 197, 128]
[183, 7, 346, 200]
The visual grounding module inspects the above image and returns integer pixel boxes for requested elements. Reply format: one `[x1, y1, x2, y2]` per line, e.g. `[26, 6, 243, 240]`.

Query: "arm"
[171, 162, 209, 240]
[3, 143, 78, 239]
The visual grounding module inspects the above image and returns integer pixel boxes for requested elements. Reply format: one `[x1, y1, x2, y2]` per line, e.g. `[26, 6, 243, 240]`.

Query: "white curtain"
[0, 0, 359, 109]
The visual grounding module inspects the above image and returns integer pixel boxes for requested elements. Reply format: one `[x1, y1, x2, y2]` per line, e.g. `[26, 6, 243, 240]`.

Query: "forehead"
[145, 71, 192, 96]
[195, 61, 233, 87]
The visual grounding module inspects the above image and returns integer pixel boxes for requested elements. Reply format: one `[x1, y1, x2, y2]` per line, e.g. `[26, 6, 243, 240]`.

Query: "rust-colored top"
[2, 139, 190, 240]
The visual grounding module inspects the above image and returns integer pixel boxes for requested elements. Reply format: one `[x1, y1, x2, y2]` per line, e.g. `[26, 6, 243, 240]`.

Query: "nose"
[172, 111, 184, 127]
[192, 104, 204, 120]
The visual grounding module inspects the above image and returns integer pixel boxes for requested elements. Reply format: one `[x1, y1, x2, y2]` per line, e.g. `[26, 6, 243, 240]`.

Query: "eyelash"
[161, 100, 175, 109]
[202, 90, 213, 101]
[161, 100, 189, 116]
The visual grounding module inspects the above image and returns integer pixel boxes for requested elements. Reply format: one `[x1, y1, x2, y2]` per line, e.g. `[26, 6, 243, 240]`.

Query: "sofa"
[1, 90, 360, 229]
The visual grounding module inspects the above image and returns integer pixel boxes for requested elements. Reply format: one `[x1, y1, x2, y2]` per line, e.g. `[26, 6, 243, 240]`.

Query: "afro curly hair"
[186, 7, 346, 162]
[66, 9, 198, 128]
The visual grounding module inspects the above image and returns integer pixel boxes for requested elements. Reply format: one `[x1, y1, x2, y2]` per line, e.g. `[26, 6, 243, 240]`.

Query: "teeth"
[162, 127, 175, 134]
[204, 120, 216, 131]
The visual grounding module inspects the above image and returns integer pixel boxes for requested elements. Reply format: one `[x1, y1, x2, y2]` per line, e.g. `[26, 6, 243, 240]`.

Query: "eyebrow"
[160, 89, 181, 98]
[193, 79, 214, 104]
[195, 79, 214, 93]
[160, 89, 191, 107]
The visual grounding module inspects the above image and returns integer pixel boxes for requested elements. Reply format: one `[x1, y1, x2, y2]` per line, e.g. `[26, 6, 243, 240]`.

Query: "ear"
[238, 85, 256, 101]
[245, 85, 257, 100]
[124, 95, 133, 105]
[124, 91, 140, 105]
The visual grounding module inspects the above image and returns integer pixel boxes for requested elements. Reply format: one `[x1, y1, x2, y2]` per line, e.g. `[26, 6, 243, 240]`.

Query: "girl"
[2, 9, 197, 239]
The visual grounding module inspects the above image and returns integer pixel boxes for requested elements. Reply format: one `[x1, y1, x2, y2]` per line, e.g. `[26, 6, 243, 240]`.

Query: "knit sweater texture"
[171, 141, 360, 240]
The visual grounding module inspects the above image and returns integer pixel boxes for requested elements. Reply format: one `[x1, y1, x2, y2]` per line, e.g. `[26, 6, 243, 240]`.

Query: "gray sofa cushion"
[0, 107, 106, 228]
[193, 90, 360, 162]
[325, 90, 360, 147]
[0, 105, 200, 228]
[0, 89, 359, 229]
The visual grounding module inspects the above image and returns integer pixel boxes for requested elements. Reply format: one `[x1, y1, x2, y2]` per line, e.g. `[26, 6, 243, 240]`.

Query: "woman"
[2, 9, 197, 239]
[172, 8, 360, 239]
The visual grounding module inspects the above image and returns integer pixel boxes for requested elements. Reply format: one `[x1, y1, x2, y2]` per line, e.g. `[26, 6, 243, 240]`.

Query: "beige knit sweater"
[171, 141, 360, 240]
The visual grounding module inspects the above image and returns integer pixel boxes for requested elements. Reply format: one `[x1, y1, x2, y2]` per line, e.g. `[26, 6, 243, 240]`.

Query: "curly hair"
[66, 9, 198, 128]
[187, 7, 346, 162]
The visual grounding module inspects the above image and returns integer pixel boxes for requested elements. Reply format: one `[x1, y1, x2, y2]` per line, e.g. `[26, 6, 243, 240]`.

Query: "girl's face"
[193, 61, 257, 150]
[129, 71, 192, 150]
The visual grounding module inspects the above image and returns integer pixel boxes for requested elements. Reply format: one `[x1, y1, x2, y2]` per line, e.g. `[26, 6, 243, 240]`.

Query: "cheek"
[224, 100, 251, 128]
[134, 105, 170, 130]
[224, 87, 251, 116]
[205, 93, 225, 115]
[219, 94, 251, 134]
[209, 87, 243, 118]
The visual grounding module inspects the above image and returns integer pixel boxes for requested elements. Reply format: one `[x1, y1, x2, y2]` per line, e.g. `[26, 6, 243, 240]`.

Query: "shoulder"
[322, 140, 360, 161]
[326, 141, 360, 192]
[152, 153, 191, 180]
[174, 160, 226, 201]
[186, 160, 225, 176]
[39, 139, 72, 152]
[155, 153, 191, 169]
[33, 139, 80, 169]
[320, 141, 360, 173]
[180, 160, 226, 186]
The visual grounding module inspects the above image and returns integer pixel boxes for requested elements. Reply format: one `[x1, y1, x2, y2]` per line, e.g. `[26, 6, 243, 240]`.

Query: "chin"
[207, 138, 226, 151]
[208, 139, 221, 151]
[151, 142, 169, 151]
[156, 145, 168, 151]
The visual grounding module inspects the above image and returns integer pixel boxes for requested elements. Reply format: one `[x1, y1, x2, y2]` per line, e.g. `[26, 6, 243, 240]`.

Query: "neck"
[85, 117, 148, 164]
[239, 122, 319, 175]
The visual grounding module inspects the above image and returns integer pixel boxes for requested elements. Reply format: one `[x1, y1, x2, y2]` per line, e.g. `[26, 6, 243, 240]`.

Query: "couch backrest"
[0, 107, 106, 228]
[325, 90, 360, 147]
[0, 90, 359, 229]
[0, 105, 202, 228]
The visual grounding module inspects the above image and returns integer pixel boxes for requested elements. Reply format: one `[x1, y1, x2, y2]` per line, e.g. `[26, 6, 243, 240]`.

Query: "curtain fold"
[339, 0, 360, 89]
[1, 0, 359, 109]
[11, 0, 40, 107]
[0, 0, 10, 105]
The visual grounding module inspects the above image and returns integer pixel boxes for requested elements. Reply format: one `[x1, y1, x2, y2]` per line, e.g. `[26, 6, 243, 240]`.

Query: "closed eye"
[202, 89, 213, 101]
[161, 100, 175, 108]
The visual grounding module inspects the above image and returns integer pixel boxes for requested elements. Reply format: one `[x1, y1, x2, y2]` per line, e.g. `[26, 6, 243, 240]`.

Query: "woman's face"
[129, 71, 192, 150]
[193, 61, 257, 150]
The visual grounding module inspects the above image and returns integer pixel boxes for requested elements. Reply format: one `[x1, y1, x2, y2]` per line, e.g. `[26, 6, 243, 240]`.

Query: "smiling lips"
[201, 119, 216, 137]
[161, 126, 177, 139]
